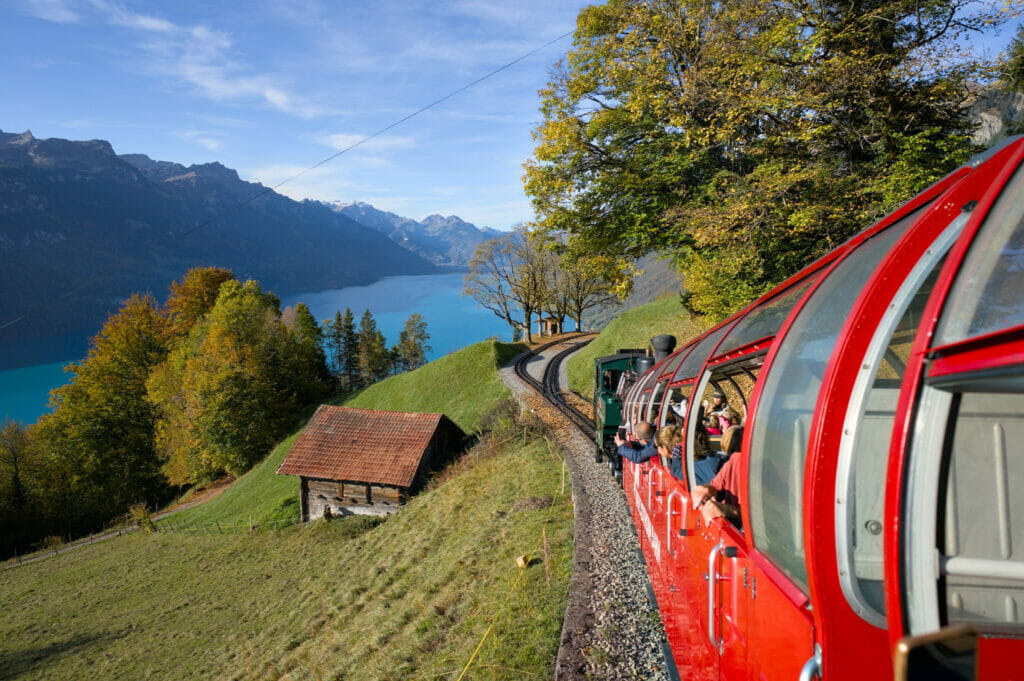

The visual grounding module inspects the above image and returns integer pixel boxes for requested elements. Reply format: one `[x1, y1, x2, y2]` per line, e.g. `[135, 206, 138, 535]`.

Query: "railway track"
[513, 333, 596, 439]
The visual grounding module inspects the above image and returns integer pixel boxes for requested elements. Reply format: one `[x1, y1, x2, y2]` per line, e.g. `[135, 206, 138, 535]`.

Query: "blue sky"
[3, 0, 590, 229]
[3, 1, 1021, 230]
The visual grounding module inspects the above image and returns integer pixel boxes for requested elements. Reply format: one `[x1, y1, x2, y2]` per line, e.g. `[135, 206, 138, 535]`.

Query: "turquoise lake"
[0, 273, 512, 425]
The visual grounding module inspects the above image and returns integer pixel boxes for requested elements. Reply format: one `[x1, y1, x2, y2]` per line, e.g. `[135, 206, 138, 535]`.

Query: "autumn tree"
[396, 313, 431, 371]
[162, 266, 236, 341]
[560, 254, 618, 332]
[464, 225, 549, 342]
[525, 0, 1005, 319]
[149, 280, 327, 483]
[34, 294, 169, 526]
[0, 420, 43, 557]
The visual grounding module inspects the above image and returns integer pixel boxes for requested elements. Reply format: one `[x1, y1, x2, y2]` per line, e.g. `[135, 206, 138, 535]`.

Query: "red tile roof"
[276, 405, 453, 488]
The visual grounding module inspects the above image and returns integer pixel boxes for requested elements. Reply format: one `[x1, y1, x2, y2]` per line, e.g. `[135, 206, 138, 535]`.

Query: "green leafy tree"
[325, 310, 344, 378]
[357, 310, 389, 384]
[0, 420, 43, 557]
[285, 302, 331, 389]
[396, 313, 431, 371]
[525, 0, 1003, 319]
[338, 308, 360, 391]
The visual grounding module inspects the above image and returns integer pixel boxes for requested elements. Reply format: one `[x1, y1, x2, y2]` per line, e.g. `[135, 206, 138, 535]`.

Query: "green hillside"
[0, 340, 572, 681]
[160, 340, 522, 529]
[567, 296, 709, 400]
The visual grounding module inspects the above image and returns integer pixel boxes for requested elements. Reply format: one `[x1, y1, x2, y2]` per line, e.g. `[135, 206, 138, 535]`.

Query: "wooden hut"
[276, 405, 465, 520]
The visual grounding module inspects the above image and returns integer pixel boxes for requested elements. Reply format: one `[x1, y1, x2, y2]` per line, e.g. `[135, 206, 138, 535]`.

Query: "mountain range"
[0, 130, 496, 368]
[330, 201, 502, 267]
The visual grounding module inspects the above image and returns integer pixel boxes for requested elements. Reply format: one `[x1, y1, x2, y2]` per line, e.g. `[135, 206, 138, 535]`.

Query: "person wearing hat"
[613, 421, 658, 464]
[710, 388, 729, 414]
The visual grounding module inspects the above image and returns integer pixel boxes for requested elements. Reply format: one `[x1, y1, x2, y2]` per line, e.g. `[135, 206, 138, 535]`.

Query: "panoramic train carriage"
[617, 136, 1024, 680]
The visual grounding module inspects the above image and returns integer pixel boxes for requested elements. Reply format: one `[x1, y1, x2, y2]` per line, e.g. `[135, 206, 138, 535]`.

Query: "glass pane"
[672, 326, 730, 382]
[936, 164, 1024, 344]
[747, 208, 921, 591]
[841, 239, 954, 622]
[659, 350, 688, 379]
[942, 391, 1024, 627]
[661, 384, 692, 428]
[717, 276, 819, 356]
[647, 381, 667, 424]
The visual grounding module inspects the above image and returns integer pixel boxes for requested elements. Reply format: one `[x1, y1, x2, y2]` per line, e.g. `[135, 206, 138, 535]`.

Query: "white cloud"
[21, 0, 78, 23]
[321, 133, 416, 152]
[244, 164, 376, 203]
[90, 0, 174, 33]
[71, 3, 326, 118]
[177, 130, 222, 152]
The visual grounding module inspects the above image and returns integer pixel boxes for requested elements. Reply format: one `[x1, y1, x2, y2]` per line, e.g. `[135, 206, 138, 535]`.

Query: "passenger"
[692, 425, 745, 526]
[705, 413, 723, 436]
[718, 406, 741, 430]
[710, 388, 729, 415]
[691, 424, 725, 485]
[670, 396, 687, 418]
[613, 421, 657, 464]
[654, 424, 682, 470]
[719, 425, 742, 458]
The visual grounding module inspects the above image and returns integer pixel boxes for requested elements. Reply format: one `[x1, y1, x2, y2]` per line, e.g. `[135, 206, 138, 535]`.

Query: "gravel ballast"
[501, 344, 672, 681]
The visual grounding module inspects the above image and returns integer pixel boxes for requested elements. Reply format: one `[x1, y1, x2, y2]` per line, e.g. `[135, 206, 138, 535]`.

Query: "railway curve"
[501, 336, 675, 681]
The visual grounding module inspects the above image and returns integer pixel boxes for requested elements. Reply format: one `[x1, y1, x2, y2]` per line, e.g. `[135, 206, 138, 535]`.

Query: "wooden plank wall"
[304, 478, 404, 519]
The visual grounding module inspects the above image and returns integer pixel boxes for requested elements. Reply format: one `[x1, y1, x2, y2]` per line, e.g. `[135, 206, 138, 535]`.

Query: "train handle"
[798, 643, 822, 681]
[707, 541, 738, 653]
[666, 490, 686, 555]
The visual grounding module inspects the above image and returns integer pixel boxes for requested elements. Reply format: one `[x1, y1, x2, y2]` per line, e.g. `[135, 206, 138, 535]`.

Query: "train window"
[600, 368, 622, 395]
[660, 385, 690, 427]
[659, 350, 688, 380]
[647, 381, 667, 424]
[716, 275, 819, 357]
[906, 379, 1024, 634]
[685, 359, 761, 510]
[942, 388, 1024, 629]
[836, 215, 966, 626]
[935, 163, 1024, 345]
[672, 325, 731, 383]
[747, 207, 921, 592]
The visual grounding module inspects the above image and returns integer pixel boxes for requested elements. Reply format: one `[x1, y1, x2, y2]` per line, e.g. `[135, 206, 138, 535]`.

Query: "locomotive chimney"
[651, 335, 677, 364]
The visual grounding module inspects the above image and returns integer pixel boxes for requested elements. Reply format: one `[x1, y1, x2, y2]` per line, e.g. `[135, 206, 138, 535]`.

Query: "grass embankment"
[1, 339, 573, 680]
[162, 340, 523, 529]
[568, 296, 709, 400]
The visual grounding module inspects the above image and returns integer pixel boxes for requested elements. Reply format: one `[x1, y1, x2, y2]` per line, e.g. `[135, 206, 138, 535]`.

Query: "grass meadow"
[566, 296, 708, 400]
[1, 339, 577, 680]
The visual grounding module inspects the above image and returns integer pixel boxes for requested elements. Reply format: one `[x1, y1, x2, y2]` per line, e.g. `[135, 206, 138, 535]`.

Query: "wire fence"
[155, 517, 299, 535]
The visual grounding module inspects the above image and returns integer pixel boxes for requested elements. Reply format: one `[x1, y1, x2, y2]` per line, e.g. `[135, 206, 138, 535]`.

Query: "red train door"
[887, 146, 1024, 678]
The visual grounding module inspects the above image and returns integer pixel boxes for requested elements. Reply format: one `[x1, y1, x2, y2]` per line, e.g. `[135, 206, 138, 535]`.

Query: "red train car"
[618, 136, 1024, 680]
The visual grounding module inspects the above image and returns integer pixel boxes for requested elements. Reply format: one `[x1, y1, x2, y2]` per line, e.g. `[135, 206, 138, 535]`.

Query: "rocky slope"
[0, 130, 438, 359]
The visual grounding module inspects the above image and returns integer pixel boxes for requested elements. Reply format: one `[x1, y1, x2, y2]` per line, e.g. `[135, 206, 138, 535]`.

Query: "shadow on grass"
[0, 631, 124, 680]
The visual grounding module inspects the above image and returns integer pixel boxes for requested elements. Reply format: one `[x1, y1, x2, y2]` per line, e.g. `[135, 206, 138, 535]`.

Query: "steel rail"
[513, 333, 596, 440]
